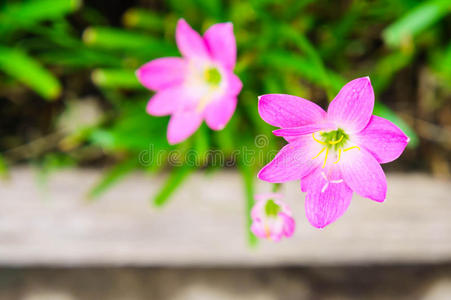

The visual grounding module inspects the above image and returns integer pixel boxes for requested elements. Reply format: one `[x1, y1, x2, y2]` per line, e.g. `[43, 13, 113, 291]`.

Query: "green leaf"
[153, 166, 192, 207]
[430, 42, 451, 86]
[260, 51, 345, 95]
[0, 0, 82, 32]
[239, 155, 258, 247]
[83, 27, 178, 57]
[382, 0, 451, 48]
[373, 101, 419, 148]
[39, 48, 121, 69]
[193, 0, 223, 19]
[122, 8, 164, 31]
[193, 124, 210, 166]
[0, 154, 9, 179]
[92, 69, 143, 89]
[88, 158, 138, 199]
[277, 25, 333, 95]
[372, 50, 415, 92]
[0, 47, 61, 100]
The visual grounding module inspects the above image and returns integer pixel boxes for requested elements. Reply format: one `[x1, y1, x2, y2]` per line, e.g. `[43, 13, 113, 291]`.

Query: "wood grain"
[0, 168, 449, 266]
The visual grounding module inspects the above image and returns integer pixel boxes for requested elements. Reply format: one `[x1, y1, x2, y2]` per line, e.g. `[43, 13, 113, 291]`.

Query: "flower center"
[320, 128, 348, 150]
[204, 67, 221, 86]
[311, 128, 360, 168]
[265, 199, 281, 218]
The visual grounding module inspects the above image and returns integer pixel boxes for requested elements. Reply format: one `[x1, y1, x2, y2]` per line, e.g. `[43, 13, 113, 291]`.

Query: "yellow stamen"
[328, 135, 344, 145]
[311, 147, 326, 159]
[343, 146, 361, 152]
[312, 132, 327, 145]
[322, 147, 329, 168]
[334, 149, 342, 164]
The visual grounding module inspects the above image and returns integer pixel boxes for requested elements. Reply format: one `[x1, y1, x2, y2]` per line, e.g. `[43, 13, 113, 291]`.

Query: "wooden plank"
[0, 168, 450, 266]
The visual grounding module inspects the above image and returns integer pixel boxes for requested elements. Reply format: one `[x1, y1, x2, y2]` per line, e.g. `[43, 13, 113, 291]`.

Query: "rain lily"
[251, 193, 295, 241]
[257, 77, 409, 228]
[136, 19, 242, 144]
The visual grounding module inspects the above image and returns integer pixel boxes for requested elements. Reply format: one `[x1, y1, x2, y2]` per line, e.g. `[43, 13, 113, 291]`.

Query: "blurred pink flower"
[257, 77, 409, 228]
[136, 19, 242, 144]
[251, 193, 295, 242]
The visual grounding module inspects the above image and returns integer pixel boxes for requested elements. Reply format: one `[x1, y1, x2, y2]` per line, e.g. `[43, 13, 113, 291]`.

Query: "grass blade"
[88, 158, 138, 200]
[382, 0, 451, 48]
[0, 0, 82, 32]
[91, 69, 143, 89]
[239, 156, 258, 247]
[153, 166, 192, 207]
[0, 47, 61, 100]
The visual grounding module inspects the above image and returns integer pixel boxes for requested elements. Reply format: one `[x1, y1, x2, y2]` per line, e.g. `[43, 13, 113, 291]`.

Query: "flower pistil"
[311, 129, 360, 168]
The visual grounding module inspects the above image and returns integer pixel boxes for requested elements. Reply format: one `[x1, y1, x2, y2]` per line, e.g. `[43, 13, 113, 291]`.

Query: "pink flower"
[251, 193, 295, 241]
[136, 19, 242, 144]
[257, 77, 409, 228]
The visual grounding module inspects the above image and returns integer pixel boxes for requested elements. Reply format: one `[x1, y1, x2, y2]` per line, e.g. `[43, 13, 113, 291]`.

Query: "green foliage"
[83, 26, 177, 57]
[92, 69, 143, 89]
[0, 47, 61, 100]
[382, 0, 451, 49]
[88, 158, 138, 199]
[0, 0, 83, 98]
[0, 154, 9, 179]
[239, 158, 258, 247]
[153, 165, 193, 207]
[1, 0, 447, 228]
[0, 0, 81, 33]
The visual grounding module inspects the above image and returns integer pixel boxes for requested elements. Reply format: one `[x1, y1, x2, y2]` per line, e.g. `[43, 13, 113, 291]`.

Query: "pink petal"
[273, 123, 335, 137]
[251, 199, 265, 220]
[176, 19, 209, 60]
[146, 86, 183, 116]
[257, 135, 323, 183]
[250, 220, 266, 239]
[301, 166, 352, 228]
[204, 95, 237, 130]
[356, 115, 409, 164]
[274, 199, 292, 216]
[338, 146, 387, 202]
[280, 212, 295, 237]
[204, 22, 236, 70]
[227, 72, 242, 96]
[255, 193, 283, 201]
[327, 77, 374, 133]
[136, 57, 187, 91]
[258, 94, 326, 128]
[167, 109, 203, 144]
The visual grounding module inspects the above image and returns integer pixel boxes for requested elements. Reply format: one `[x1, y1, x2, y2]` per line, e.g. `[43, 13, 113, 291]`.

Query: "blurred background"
[0, 0, 450, 299]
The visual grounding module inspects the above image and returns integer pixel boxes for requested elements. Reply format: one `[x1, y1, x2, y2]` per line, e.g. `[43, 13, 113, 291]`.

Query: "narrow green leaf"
[193, 0, 223, 19]
[194, 124, 210, 166]
[260, 51, 345, 94]
[153, 166, 192, 207]
[0, 47, 61, 100]
[239, 157, 258, 247]
[39, 48, 121, 68]
[372, 50, 415, 92]
[430, 42, 451, 85]
[83, 27, 177, 57]
[88, 158, 138, 199]
[0, 154, 9, 179]
[278, 25, 333, 95]
[382, 0, 451, 48]
[122, 8, 164, 31]
[92, 69, 143, 89]
[0, 0, 82, 31]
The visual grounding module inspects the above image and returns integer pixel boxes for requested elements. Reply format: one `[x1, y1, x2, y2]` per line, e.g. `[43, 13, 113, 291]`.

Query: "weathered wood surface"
[0, 168, 449, 266]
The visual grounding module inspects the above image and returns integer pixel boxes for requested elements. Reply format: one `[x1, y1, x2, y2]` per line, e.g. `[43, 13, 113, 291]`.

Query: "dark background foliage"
[0, 0, 450, 207]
